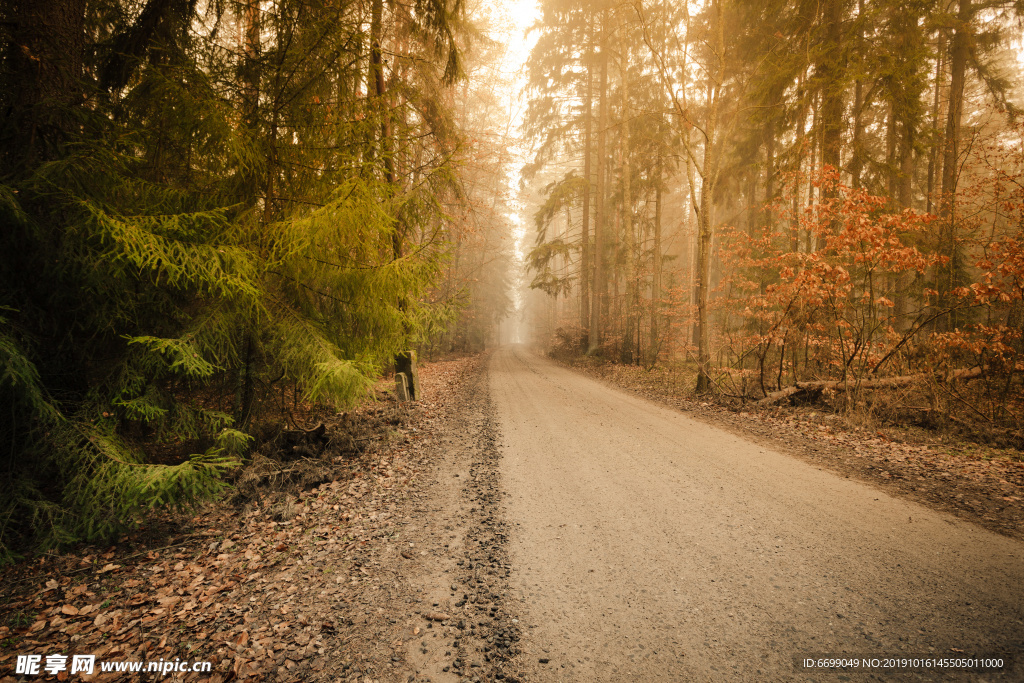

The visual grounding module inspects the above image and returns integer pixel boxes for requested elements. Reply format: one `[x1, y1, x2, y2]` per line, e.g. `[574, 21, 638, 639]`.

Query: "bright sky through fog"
[475, 0, 540, 321]
[482, 0, 538, 230]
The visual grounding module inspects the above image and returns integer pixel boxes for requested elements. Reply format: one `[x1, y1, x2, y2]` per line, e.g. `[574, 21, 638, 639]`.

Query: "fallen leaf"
[423, 611, 449, 622]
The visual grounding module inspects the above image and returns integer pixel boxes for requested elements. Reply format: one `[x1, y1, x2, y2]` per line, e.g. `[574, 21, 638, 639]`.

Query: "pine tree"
[0, 0, 473, 560]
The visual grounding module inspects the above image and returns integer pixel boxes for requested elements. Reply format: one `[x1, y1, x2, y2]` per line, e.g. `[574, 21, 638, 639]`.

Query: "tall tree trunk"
[849, 0, 866, 188]
[791, 68, 808, 252]
[649, 163, 663, 365]
[588, 10, 610, 355]
[898, 121, 914, 209]
[619, 28, 635, 364]
[807, 93, 819, 252]
[1, 0, 86, 172]
[819, 0, 844, 186]
[886, 102, 898, 199]
[581, 49, 594, 343]
[372, 0, 412, 377]
[764, 114, 777, 231]
[939, 0, 971, 330]
[926, 31, 947, 215]
[686, 153, 698, 347]
[694, 0, 725, 393]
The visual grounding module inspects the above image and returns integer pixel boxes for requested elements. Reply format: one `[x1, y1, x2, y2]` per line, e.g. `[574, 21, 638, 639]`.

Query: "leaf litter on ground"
[0, 356, 479, 683]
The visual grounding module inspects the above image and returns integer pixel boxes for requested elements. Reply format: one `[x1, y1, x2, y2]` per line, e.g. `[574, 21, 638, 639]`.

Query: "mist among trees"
[2, 0, 1023, 559]
[522, 0, 1024, 429]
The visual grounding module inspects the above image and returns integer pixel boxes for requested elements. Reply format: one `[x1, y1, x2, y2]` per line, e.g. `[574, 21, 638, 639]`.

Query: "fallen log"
[757, 366, 984, 407]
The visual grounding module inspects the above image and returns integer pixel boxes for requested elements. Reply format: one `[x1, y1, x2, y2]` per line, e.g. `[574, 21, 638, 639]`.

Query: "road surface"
[489, 346, 1024, 681]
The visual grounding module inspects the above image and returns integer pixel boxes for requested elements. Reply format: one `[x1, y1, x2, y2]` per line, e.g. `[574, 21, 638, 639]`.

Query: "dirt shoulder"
[0, 353, 520, 683]
[556, 356, 1024, 543]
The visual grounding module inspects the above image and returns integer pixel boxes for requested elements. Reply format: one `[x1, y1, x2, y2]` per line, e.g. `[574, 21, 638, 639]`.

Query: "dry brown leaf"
[423, 611, 450, 622]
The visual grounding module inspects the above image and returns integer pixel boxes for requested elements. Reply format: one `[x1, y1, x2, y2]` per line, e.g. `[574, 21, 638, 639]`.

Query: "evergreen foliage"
[0, 0, 481, 561]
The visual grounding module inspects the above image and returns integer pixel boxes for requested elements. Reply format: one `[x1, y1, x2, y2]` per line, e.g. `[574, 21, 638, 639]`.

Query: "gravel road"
[490, 346, 1024, 682]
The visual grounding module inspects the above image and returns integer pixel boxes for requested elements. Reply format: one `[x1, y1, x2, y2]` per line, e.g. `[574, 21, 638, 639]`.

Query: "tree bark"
[938, 0, 971, 330]
[581, 41, 594, 342]
[587, 10, 610, 356]
[694, 0, 725, 393]
[849, 0, 866, 188]
[926, 31, 946, 215]
[819, 0, 844, 184]
[619, 24, 635, 365]
[1, 0, 86, 171]
[649, 163, 663, 365]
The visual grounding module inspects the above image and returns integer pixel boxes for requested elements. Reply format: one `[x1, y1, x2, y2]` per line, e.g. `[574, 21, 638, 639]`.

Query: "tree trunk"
[791, 68, 808, 252]
[1, 0, 86, 172]
[650, 164, 663, 365]
[764, 114, 776, 231]
[581, 47, 594, 343]
[819, 0, 844, 184]
[694, 0, 725, 393]
[619, 28, 635, 365]
[886, 101, 897, 199]
[849, 0, 866, 188]
[926, 31, 946, 215]
[588, 10, 610, 356]
[938, 0, 971, 330]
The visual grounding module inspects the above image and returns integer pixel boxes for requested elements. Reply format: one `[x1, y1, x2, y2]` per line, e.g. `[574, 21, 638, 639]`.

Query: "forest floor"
[0, 354, 520, 683]
[558, 356, 1024, 543]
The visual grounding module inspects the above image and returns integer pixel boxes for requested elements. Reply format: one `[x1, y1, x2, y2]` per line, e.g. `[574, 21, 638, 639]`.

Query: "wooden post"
[395, 350, 420, 400]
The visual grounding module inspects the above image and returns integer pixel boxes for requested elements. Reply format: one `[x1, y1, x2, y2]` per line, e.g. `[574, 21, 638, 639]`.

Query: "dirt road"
[490, 346, 1024, 681]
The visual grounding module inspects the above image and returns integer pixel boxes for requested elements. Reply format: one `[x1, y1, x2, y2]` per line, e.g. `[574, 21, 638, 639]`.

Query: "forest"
[522, 0, 1024, 439]
[2, 0, 1023, 561]
[0, 0, 516, 560]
